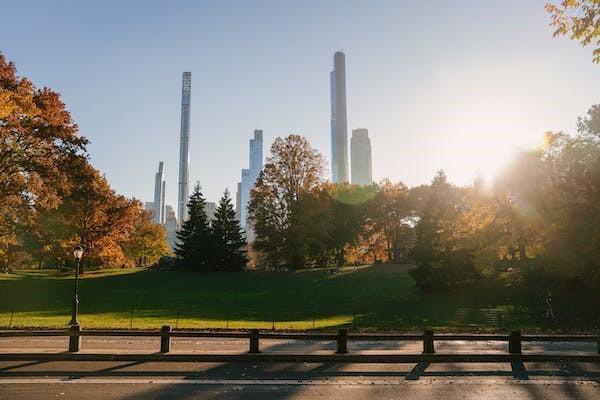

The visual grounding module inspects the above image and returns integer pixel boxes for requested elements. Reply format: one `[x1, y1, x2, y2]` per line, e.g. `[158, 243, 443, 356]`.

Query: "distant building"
[178, 72, 192, 225]
[235, 130, 263, 241]
[144, 202, 155, 219]
[235, 182, 242, 222]
[330, 51, 349, 183]
[153, 162, 166, 224]
[164, 205, 178, 250]
[351, 129, 373, 185]
[205, 202, 216, 222]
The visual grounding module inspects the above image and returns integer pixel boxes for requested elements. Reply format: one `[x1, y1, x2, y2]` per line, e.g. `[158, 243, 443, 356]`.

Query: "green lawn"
[0, 264, 597, 331]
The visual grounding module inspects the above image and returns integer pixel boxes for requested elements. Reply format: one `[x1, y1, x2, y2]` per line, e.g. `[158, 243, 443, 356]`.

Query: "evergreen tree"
[175, 184, 212, 270]
[211, 189, 247, 270]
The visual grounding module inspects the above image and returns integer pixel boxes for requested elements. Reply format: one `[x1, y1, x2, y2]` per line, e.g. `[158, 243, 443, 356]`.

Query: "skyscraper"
[153, 161, 166, 224]
[351, 128, 373, 185]
[236, 130, 263, 241]
[330, 51, 349, 183]
[235, 182, 242, 222]
[177, 72, 192, 225]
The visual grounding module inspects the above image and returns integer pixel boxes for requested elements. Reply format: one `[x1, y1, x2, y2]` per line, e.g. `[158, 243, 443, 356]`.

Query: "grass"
[0, 264, 598, 331]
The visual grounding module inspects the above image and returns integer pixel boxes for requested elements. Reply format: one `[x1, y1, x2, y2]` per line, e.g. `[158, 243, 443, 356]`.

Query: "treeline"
[249, 108, 600, 290]
[0, 53, 169, 271]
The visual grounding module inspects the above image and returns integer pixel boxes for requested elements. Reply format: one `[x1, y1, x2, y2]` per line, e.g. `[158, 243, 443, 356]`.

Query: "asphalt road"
[1, 337, 598, 399]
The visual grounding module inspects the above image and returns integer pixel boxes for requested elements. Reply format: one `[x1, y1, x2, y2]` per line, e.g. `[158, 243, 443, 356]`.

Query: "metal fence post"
[509, 330, 522, 354]
[249, 329, 260, 353]
[423, 329, 435, 354]
[68, 324, 81, 352]
[271, 311, 275, 331]
[336, 329, 348, 354]
[160, 325, 171, 353]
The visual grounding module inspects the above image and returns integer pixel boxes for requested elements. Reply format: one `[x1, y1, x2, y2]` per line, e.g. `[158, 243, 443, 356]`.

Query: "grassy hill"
[0, 264, 596, 331]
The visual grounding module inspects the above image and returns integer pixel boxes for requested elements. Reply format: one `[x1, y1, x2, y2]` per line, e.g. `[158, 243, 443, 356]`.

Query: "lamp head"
[73, 246, 84, 260]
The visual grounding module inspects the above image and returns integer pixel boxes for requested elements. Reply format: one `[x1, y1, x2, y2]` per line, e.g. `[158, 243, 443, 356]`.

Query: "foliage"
[174, 184, 213, 270]
[325, 183, 376, 267]
[1, 53, 162, 271]
[368, 179, 413, 262]
[0, 52, 86, 265]
[211, 189, 247, 270]
[248, 134, 325, 269]
[123, 210, 169, 267]
[546, 0, 600, 63]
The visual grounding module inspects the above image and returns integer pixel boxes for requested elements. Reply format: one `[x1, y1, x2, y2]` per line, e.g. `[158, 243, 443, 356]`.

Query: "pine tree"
[175, 184, 212, 270]
[211, 189, 247, 270]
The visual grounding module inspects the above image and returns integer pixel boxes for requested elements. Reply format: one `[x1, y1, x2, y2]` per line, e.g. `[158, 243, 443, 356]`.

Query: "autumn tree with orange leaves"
[1, 53, 167, 269]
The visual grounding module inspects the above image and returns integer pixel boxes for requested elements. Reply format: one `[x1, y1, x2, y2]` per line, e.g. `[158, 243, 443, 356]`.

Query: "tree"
[0, 52, 87, 266]
[123, 210, 169, 267]
[248, 135, 324, 269]
[325, 183, 375, 267]
[369, 179, 412, 262]
[546, 1, 600, 63]
[56, 161, 141, 272]
[409, 171, 480, 290]
[211, 189, 247, 270]
[175, 184, 212, 270]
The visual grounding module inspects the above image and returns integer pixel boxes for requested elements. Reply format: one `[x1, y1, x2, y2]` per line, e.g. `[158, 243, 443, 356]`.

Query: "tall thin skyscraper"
[351, 128, 373, 185]
[177, 72, 191, 225]
[153, 161, 166, 224]
[330, 51, 349, 183]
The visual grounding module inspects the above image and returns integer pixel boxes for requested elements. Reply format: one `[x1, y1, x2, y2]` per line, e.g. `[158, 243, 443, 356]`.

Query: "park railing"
[0, 327, 599, 363]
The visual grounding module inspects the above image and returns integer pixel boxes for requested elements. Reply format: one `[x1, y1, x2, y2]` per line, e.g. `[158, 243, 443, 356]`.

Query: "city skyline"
[2, 1, 598, 206]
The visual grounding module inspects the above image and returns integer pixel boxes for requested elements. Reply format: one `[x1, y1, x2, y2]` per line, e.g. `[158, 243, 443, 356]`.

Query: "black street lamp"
[68, 246, 84, 327]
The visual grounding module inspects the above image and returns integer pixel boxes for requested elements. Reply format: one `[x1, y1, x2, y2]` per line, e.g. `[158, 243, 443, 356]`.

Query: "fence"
[1, 327, 598, 363]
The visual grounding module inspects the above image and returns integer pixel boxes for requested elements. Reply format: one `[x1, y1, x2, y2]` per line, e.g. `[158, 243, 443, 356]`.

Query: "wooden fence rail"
[1, 327, 598, 361]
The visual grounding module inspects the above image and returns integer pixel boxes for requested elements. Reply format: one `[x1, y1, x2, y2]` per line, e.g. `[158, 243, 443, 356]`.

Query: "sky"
[1, 0, 598, 207]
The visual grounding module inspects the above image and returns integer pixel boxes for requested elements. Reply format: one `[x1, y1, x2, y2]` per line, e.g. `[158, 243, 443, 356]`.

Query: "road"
[1, 337, 598, 399]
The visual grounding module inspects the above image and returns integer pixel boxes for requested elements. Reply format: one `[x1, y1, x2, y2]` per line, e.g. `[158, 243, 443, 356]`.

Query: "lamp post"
[68, 246, 84, 327]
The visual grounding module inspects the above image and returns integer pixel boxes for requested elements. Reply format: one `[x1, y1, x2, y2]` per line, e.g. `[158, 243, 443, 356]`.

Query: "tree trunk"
[337, 245, 345, 268]
[518, 239, 527, 262]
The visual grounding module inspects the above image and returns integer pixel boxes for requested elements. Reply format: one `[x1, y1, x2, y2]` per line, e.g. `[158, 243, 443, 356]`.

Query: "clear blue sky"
[1, 0, 598, 207]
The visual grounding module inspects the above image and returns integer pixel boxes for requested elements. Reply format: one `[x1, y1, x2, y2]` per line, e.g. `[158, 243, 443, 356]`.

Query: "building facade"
[153, 162, 166, 224]
[330, 51, 349, 183]
[177, 72, 192, 226]
[350, 128, 373, 185]
[204, 202, 216, 222]
[164, 205, 178, 250]
[236, 130, 263, 241]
